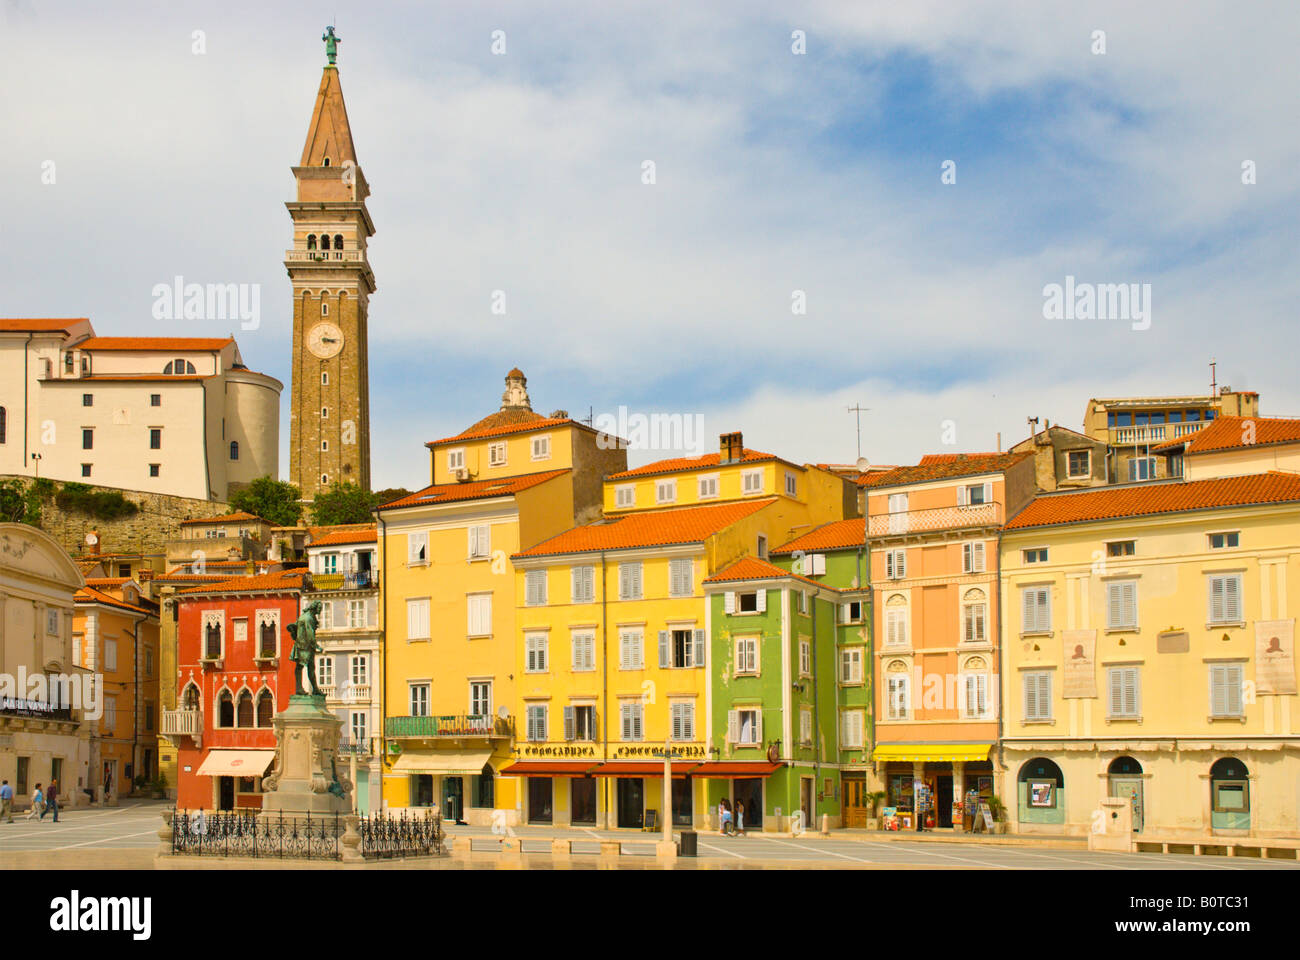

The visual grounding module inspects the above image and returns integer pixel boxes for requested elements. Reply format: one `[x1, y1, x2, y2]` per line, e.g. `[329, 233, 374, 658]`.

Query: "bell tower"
[286, 26, 375, 500]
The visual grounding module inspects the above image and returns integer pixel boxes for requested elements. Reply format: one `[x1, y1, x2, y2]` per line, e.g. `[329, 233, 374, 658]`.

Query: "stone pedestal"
[260, 694, 352, 817]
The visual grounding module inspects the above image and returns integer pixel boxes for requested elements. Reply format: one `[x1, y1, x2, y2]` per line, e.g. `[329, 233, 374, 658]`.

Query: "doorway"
[442, 776, 465, 823]
[410, 774, 434, 807]
[571, 777, 597, 825]
[842, 776, 868, 828]
[671, 778, 693, 827]
[1107, 756, 1145, 832]
[733, 778, 763, 831]
[217, 776, 235, 810]
[616, 778, 643, 828]
[528, 777, 553, 824]
[800, 777, 814, 829]
[936, 775, 954, 828]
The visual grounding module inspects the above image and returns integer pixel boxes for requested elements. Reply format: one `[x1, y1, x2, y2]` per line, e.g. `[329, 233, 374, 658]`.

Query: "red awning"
[500, 761, 599, 777]
[691, 762, 783, 778]
[589, 761, 701, 778]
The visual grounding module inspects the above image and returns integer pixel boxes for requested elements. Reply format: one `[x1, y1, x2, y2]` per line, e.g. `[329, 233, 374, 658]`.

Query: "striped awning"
[871, 743, 993, 763]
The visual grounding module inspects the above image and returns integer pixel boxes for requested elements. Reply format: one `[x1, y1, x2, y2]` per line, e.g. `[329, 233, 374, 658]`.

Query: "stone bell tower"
[286, 27, 375, 500]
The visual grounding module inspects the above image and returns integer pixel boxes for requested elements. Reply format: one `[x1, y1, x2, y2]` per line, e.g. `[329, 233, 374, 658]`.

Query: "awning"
[691, 762, 783, 778]
[500, 761, 599, 777]
[871, 743, 993, 763]
[589, 761, 700, 778]
[392, 749, 494, 776]
[195, 749, 275, 777]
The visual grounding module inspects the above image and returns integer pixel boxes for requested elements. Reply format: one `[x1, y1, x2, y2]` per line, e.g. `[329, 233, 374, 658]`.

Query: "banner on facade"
[1062, 629, 1096, 698]
[1255, 620, 1297, 695]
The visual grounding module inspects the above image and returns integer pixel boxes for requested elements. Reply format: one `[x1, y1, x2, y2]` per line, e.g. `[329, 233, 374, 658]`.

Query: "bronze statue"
[322, 25, 341, 66]
[286, 600, 324, 695]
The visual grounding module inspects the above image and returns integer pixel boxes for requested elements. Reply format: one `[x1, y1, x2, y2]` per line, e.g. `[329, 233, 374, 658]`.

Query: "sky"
[2, 0, 1297, 490]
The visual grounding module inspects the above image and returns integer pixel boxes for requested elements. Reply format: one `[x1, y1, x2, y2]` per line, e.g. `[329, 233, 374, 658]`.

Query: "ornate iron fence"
[358, 809, 444, 859]
[171, 808, 341, 860]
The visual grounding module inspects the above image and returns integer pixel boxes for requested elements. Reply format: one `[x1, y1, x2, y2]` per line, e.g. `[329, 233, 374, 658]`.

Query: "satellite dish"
[855, 457, 870, 472]
[85, 532, 99, 546]
[497, 705, 509, 720]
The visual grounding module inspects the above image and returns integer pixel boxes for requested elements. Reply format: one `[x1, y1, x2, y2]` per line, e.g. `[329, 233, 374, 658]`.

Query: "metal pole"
[663, 746, 672, 844]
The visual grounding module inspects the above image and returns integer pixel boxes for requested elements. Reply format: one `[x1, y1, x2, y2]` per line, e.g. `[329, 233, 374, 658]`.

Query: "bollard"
[156, 808, 174, 858]
[340, 814, 364, 863]
[821, 813, 830, 836]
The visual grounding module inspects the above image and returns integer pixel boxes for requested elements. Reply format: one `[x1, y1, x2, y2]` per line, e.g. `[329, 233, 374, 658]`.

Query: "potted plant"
[866, 790, 886, 830]
[151, 773, 167, 800]
[132, 773, 149, 796]
[987, 794, 1009, 834]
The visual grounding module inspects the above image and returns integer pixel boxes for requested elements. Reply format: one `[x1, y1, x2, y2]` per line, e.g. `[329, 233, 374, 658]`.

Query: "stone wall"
[2, 475, 231, 560]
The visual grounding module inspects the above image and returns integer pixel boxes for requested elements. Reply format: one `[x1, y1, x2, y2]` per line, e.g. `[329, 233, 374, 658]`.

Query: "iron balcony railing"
[385, 714, 513, 739]
[867, 501, 1002, 537]
[309, 571, 375, 591]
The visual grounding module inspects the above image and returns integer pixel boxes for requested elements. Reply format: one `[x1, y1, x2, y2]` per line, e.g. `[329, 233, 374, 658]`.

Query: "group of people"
[0, 779, 60, 823]
[717, 798, 748, 836]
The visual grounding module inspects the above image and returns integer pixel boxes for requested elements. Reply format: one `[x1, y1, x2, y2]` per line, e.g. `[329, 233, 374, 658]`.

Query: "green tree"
[310, 481, 380, 525]
[373, 487, 413, 506]
[228, 476, 302, 527]
[0, 478, 31, 524]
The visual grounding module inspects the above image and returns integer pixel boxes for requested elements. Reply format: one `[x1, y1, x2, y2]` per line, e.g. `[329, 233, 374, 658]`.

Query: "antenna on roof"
[1210, 358, 1217, 397]
[581, 406, 594, 427]
[846, 404, 870, 461]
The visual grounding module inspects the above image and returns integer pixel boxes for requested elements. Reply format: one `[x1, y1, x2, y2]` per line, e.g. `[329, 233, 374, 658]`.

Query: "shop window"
[1210, 757, 1249, 818]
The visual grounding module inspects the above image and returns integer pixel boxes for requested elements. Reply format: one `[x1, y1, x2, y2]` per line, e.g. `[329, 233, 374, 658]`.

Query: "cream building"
[0, 523, 92, 808]
[0, 319, 280, 500]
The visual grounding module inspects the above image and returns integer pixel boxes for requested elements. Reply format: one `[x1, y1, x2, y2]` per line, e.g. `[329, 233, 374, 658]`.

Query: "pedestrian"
[42, 779, 59, 822]
[0, 779, 12, 823]
[735, 799, 746, 837]
[718, 798, 733, 835]
[26, 783, 43, 820]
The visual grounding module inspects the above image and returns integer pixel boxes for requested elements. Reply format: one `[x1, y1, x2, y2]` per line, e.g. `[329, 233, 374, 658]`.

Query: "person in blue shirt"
[0, 779, 12, 823]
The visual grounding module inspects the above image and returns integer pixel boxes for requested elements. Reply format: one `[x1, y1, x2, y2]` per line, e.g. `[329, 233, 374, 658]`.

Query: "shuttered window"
[1107, 667, 1140, 718]
[571, 632, 595, 671]
[571, 565, 595, 603]
[407, 531, 427, 563]
[619, 630, 643, 670]
[963, 602, 986, 642]
[885, 609, 908, 647]
[735, 636, 758, 674]
[841, 710, 863, 748]
[525, 633, 548, 673]
[525, 570, 548, 607]
[467, 524, 490, 559]
[839, 648, 863, 683]
[466, 594, 492, 636]
[962, 541, 986, 573]
[886, 675, 910, 719]
[1021, 587, 1051, 633]
[669, 558, 693, 597]
[1209, 663, 1244, 718]
[886, 549, 906, 579]
[1023, 670, 1052, 720]
[619, 562, 643, 600]
[621, 702, 644, 741]
[615, 485, 635, 508]
[1106, 580, 1138, 630]
[800, 709, 812, 745]
[964, 674, 988, 717]
[405, 599, 430, 640]
[728, 708, 762, 745]
[526, 704, 547, 742]
[670, 702, 694, 741]
[1207, 574, 1242, 624]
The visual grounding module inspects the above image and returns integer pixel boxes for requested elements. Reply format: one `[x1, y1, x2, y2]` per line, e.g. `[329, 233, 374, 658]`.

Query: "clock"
[306, 322, 344, 359]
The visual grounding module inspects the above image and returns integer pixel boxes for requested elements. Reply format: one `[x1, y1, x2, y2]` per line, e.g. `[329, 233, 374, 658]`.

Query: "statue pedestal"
[260, 694, 352, 817]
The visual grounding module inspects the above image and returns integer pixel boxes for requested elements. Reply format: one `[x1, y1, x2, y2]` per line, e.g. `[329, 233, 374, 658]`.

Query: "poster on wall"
[1062, 629, 1097, 698]
[1028, 781, 1055, 807]
[1256, 620, 1297, 695]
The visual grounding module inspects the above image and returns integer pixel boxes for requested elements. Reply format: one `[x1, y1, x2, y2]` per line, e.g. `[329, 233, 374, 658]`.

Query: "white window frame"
[447, 448, 465, 472]
[615, 484, 635, 508]
[698, 474, 719, 500]
[1106, 579, 1138, 630]
[406, 598, 430, 641]
[621, 701, 645, 742]
[488, 441, 507, 467]
[619, 561, 643, 601]
[467, 524, 491, 560]
[741, 468, 763, 495]
[571, 565, 595, 604]
[1208, 531, 1240, 550]
[470, 682, 492, 718]
[1207, 573, 1243, 624]
[655, 479, 676, 504]
[962, 673, 989, 719]
[886, 673, 910, 720]
[1209, 663, 1245, 718]
[1021, 586, 1052, 634]
[839, 647, 863, 684]
[799, 708, 812, 745]
[799, 639, 811, 677]
[525, 633, 549, 673]
[619, 629, 644, 670]
[668, 558, 693, 597]
[407, 531, 428, 565]
[734, 635, 759, 675]
[731, 708, 761, 746]
[347, 598, 366, 629]
[885, 548, 906, 580]
[784, 471, 797, 497]
[962, 541, 986, 574]
[531, 434, 551, 461]
[350, 654, 368, 686]
[962, 597, 987, 643]
[408, 682, 429, 717]
[1107, 666, 1141, 719]
[526, 704, 548, 742]
[525, 569, 548, 607]
[885, 605, 908, 647]
[571, 631, 596, 672]
[840, 709, 864, 749]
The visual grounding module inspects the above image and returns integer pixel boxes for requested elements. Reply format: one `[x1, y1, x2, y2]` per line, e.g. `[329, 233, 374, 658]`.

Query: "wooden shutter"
[724, 591, 736, 614]
[621, 704, 631, 741]
[756, 589, 767, 613]
[658, 630, 670, 668]
[957, 485, 967, 506]
[1209, 576, 1225, 623]
[693, 629, 705, 668]
[727, 709, 738, 744]
[983, 482, 993, 504]
[897, 551, 906, 578]
[1108, 669, 1123, 715]
[564, 705, 575, 741]
[754, 710, 763, 744]
[467, 526, 478, 558]
[1226, 664, 1243, 715]
[1123, 668, 1139, 716]
[633, 705, 643, 741]
[1225, 575, 1240, 621]
[1024, 673, 1038, 719]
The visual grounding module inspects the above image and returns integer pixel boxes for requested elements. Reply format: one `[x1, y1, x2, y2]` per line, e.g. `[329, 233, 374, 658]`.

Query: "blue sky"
[2, 0, 1297, 489]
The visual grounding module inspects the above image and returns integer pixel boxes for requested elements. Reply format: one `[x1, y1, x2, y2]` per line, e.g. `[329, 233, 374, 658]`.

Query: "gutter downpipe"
[994, 516, 1006, 823]
[374, 507, 388, 811]
[600, 550, 609, 830]
[23, 333, 31, 463]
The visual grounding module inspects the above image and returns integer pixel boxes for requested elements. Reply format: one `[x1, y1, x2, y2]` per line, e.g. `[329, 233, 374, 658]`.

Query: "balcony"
[1110, 421, 1207, 446]
[386, 714, 513, 740]
[310, 571, 374, 591]
[161, 708, 202, 744]
[867, 502, 1001, 537]
[338, 739, 374, 756]
[284, 249, 366, 263]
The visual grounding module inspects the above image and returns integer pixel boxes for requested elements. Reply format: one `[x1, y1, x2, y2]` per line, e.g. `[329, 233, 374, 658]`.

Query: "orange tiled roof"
[1005, 472, 1300, 531]
[429, 416, 575, 446]
[163, 560, 274, 576]
[514, 498, 776, 558]
[856, 470, 901, 487]
[862, 451, 1031, 489]
[309, 528, 377, 547]
[180, 568, 308, 595]
[378, 470, 571, 510]
[0, 318, 88, 332]
[71, 374, 208, 382]
[1151, 416, 1300, 455]
[83, 577, 132, 587]
[178, 511, 266, 526]
[78, 337, 234, 351]
[607, 449, 788, 481]
[703, 556, 830, 590]
[75, 585, 152, 615]
[772, 518, 865, 555]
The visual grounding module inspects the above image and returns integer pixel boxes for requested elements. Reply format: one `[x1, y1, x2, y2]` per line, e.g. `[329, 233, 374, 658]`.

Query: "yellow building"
[502, 433, 855, 830]
[1000, 471, 1300, 839]
[378, 370, 625, 823]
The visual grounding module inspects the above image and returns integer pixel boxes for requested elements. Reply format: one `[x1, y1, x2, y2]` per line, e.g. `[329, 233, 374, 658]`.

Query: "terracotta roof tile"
[514, 498, 776, 558]
[178, 511, 267, 526]
[1005, 472, 1300, 531]
[607, 449, 786, 481]
[378, 470, 571, 510]
[309, 527, 377, 547]
[0, 318, 88, 333]
[1151, 416, 1300, 455]
[180, 568, 308, 595]
[703, 555, 831, 590]
[772, 518, 865, 555]
[861, 451, 1032, 489]
[75, 585, 152, 615]
[429, 416, 575, 446]
[78, 337, 234, 351]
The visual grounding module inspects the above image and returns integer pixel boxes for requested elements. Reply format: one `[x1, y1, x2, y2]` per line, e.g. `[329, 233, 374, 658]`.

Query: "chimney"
[719, 431, 743, 464]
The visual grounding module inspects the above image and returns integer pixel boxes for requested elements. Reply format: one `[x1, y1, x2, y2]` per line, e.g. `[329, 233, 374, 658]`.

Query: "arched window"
[257, 689, 275, 727]
[163, 361, 172, 375]
[307, 234, 317, 250]
[229, 441, 239, 461]
[333, 234, 343, 251]
[321, 234, 331, 250]
[1108, 756, 1142, 776]
[181, 683, 200, 711]
[1210, 757, 1250, 826]
[236, 690, 254, 727]
[0, 405, 6, 444]
[962, 588, 987, 643]
[323, 157, 330, 167]
[217, 689, 234, 727]
[204, 621, 222, 660]
[259, 619, 276, 658]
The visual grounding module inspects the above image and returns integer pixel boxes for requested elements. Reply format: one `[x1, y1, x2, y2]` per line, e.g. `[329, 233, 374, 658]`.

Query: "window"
[571, 631, 595, 671]
[735, 636, 758, 674]
[660, 628, 704, 669]
[618, 561, 642, 600]
[962, 541, 986, 574]
[1023, 671, 1053, 721]
[526, 704, 548, 743]
[729, 708, 761, 745]
[409, 684, 429, 717]
[841, 600, 863, 623]
[1107, 667, 1141, 718]
[797, 590, 808, 614]
[470, 682, 492, 717]
[620, 702, 644, 741]
[565, 704, 596, 741]
[350, 712, 367, 745]
[149, 464, 160, 477]
[350, 655, 368, 686]
[203, 618, 223, 659]
[321, 474, 329, 485]
[840, 647, 863, 684]
[803, 553, 826, 576]
[406, 598, 430, 640]
[840, 710, 864, 748]
[885, 549, 906, 579]
[886, 673, 910, 719]
[321, 440, 330, 451]
[757, 535, 768, 560]
[319, 602, 332, 630]
[799, 640, 811, 677]
[257, 690, 274, 726]
[317, 655, 334, 688]
[1209, 532, 1240, 550]
[525, 570, 547, 606]
[963, 589, 987, 642]
[81, 463, 91, 477]
[531, 435, 551, 460]
[347, 600, 366, 629]
[571, 565, 595, 603]
[82, 393, 93, 407]
[1106, 580, 1138, 630]
[670, 702, 695, 741]
[466, 594, 492, 636]
[229, 441, 239, 460]
[321, 553, 339, 574]
[1209, 663, 1245, 718]
[216, 692, 232, 728]
[526, 633, 548, 673]
[104, 638, 118, 671]
[960, 483, 991, 506]
[1021, 586, 1051, 633]
[467, 524, 490, 559]
[728, 590, 765, 614]
[1023, 548, 1048, 564]
[615, 485, 635, 508]
[1207, 573, 1243, 624]
[407, 531, 428, 564]
[321, 372, 329, 385]
[885, 598, 908, 647]
[784, 471, 797, 496]
[82, 428, 93, 450]
[259, 617, 277, 657]
[741, 469, 763, 494]
[1127, 457, 1155, 481]
[698, 474, 719, 499]
[619, 629, 643, 670]
[488, 441, 507, 466]
[1066, 450, 1091, 478]
[144, 648, 154, 675]
[1106, 540, 1136, 558]
[321, 406, 329, 419]
[963, 673, 989, 718]
[655, 479, 676, 504]
[237, 691, 255, 727]
[150, 394, 161, 407]
[147, 427, 161, 450]
[669, 558, 693, 597]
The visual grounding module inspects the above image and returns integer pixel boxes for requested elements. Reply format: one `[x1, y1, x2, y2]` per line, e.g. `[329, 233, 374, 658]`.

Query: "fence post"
[158, 808, 174, 858]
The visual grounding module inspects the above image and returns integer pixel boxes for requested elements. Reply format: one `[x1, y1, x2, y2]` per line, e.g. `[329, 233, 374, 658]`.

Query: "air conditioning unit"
[453, 467, 470, 482]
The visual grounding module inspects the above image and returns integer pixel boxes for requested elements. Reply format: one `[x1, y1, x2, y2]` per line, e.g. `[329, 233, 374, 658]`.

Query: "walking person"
[735, 799, 746, 837]
[718, 798, 733, 836]
[0, 779, 12, 823]
[42, 779, 59, 822]
[26, 783, 43, 820]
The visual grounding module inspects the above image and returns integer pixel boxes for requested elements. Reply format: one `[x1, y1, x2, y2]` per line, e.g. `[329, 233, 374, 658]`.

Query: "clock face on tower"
[306, 322, 344, 359]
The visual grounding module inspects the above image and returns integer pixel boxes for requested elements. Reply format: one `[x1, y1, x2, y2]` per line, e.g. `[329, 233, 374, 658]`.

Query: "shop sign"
[613, 744, 705, 759]
[515, 744, 597, 758]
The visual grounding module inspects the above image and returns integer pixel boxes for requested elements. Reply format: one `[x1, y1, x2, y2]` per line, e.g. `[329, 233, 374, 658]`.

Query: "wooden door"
[843, 778, 868, 828]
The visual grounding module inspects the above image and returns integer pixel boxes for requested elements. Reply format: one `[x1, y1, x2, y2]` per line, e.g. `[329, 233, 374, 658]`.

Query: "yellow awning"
[392, 749, 493, 776]
[195, 749, 275, 777]
[871, 743, 992, 763]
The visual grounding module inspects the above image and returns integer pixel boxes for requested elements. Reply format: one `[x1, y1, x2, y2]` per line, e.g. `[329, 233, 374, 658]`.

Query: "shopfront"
[872, 744, 994, 831]
[499, 761, 599, 826]
[695, 762, 782, 831]
[1017, 757, 1065, 828]
[392, 748, 498, 823]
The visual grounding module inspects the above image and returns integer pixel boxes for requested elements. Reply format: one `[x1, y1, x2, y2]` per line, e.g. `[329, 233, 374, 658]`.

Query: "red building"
[171, 569, 307, 810]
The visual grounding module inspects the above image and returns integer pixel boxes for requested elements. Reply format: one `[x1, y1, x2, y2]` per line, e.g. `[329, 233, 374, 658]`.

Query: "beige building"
[0, 523, 92, 808]
[1153, 415, 1300, 482]
[0, 319, 280, 500]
